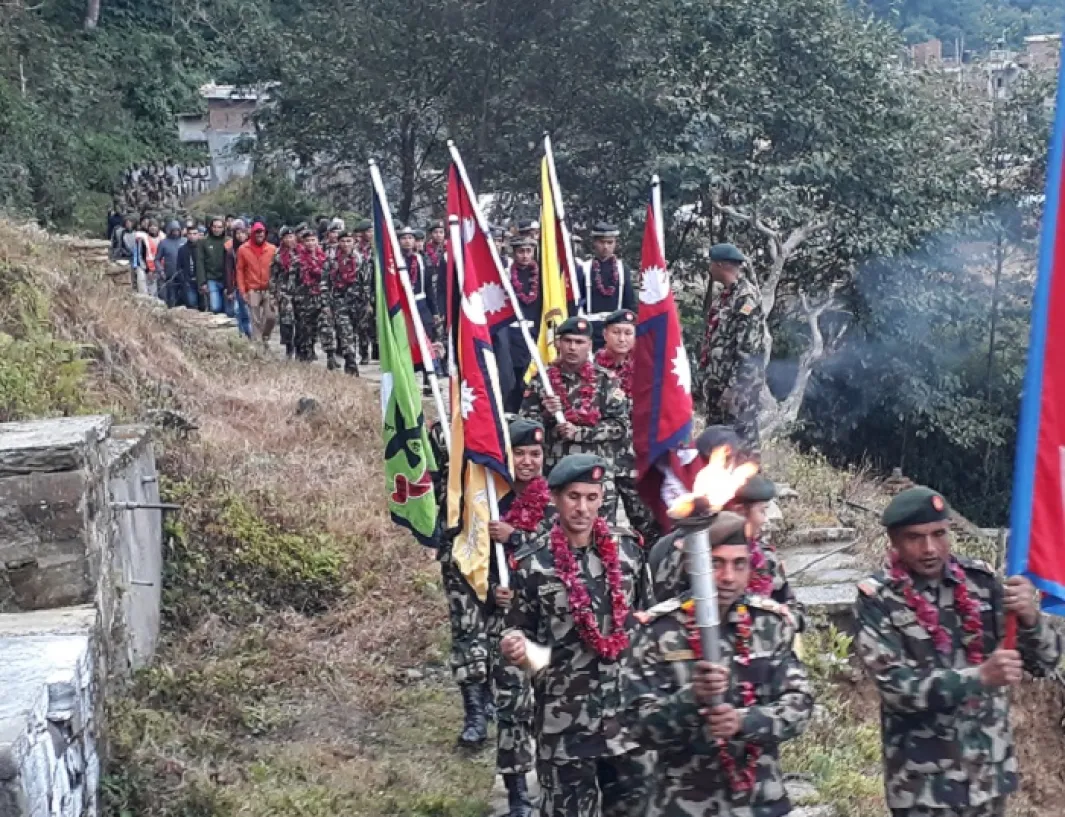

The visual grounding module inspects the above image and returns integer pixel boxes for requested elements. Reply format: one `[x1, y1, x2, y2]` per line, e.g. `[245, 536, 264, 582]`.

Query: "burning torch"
[667, 447, 759, 699]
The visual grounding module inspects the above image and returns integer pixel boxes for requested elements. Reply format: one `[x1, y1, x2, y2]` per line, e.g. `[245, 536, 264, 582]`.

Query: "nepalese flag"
[373, 186, 438, 546]
[632, 189, 695, 531]
[1008, 44, 1065, 617]
[445, 164, 513, 601]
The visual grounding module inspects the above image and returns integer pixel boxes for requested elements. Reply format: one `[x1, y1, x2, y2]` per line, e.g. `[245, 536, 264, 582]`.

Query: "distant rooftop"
[1024, 34, 1061, 44]
[197, 81, 277, 102]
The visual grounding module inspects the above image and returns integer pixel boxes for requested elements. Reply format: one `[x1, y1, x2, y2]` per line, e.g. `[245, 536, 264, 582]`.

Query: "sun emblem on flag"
[463, 217, 477, 243]
[672, 345, 691, 394]
[460, 379, 477, 419]
[640, 265, 670, 305]
[464, 288, 488, 325]
[478, 282, 508, 315]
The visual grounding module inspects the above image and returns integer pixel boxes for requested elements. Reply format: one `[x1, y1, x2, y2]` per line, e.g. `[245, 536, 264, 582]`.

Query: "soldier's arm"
[1016, 612, 1064, 677]
[505, 561, 541, 643]
[854, 591, 984, 713]
[572, 380, 628, 442]
[519, 379, 551, 427]
[725, 295, 765, 393]
[736, 621, 813, 745]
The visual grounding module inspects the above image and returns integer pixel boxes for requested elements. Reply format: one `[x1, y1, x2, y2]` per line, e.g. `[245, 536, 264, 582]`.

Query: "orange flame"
[668, 446, 760, 519]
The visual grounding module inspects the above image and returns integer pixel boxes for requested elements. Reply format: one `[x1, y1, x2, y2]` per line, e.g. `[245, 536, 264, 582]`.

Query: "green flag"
[373, 185, 438, 545]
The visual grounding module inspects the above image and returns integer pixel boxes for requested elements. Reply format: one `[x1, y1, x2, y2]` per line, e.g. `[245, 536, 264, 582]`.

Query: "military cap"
[337, 231, 351, 240]
[648, 511, 749, 602]
[509, 418, 545, 448]
[556, 316, 592, 337]
[590, 222, 620, 238]
[517, 219, 540, 233]
[510, 235, 536, 249]
[604, 309, 636, 326]
[329, 218, 345, 231]
[695, 425, 742, 459]
[881, 486, 950, 530]
[710, 511, 749, 546]
[735, 474, 776, 504]
[547, 454, 607, 490]
[353, 218, 372, 232]
[709, 243, 746, 264]
[279, 226, 293, 237]
[490, 224, 506, 239]
[396, 225, 416, 238]
[298, 227, 315, 238]
[414, 228, 426, 241]
[429, 219, 445, 231]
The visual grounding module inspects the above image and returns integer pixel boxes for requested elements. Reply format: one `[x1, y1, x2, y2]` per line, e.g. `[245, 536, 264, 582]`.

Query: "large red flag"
[633, 187, 695, 529]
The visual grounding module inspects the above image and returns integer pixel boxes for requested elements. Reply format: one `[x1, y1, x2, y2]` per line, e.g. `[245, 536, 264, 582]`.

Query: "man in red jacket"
[236, 222, 278, 346]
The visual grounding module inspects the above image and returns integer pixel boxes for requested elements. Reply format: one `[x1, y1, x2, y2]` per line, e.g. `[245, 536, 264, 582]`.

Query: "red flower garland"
[592, 258, 618, 297]
[747, 539, 774, 597]
[511, 261, 541, 305]
[425, 242, 446, 268]
[298, 246, 327, 290]
[332, 252, 358, 288]
[278, 247, 295, 271]
[888, 552, 985, 664]
[684, 600, 762, 792]
[547, 362, 602, 426]
[549, 517, 630, 661]
[502, 476, 551, 533]
[595, 349, 633, 397]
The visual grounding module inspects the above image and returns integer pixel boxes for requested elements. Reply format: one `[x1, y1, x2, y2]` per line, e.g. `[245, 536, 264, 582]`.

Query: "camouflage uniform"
[354, 238, 378, 362]
[854, 557, 1064, 816]
[519, 364, 629, 523]
[621, 593, 813, 817]
[700, 278, 766, 454]
[292, 250, 336, 361]
[269, 247, 298, 352]
[507, 526, 654, 817]
[326, 250, 361, 374]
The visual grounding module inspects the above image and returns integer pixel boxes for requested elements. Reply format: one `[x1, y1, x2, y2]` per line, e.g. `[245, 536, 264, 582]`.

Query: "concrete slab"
[795, 583, 858, 613]
[784, 550, 859, 579]
[0, 417, 111, 477]
[790, 528, 856, 545]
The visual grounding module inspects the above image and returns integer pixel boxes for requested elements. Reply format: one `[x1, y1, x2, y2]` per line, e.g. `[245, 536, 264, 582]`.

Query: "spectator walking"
[196, 217, 231, 314]
[177, 224, 202, 309]
[237, 222, 278, 346]
[156, 221, 186, 307]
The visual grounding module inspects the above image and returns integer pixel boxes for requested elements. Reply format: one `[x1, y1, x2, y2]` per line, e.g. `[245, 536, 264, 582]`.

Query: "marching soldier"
[493, 225, 512, 267]
[269, 227, 299, 359]
[504, 236, 544, 413]
[292, 229, 337, 366]
[575, 222, 637, 349]
[326, 232, 361, 375]
[425, 219, 449, 344]
[352, 218, 378, 363]
[699, 243, 766, 457]
[854, 486, 1063, 817]
[501, 454, 653, 817]
[487, 419, 557, 817]
[623, 512, 813, 817]
[595, 309, 659, 544]
[520, 317, 629, 523]
[398, 226, 438, 347]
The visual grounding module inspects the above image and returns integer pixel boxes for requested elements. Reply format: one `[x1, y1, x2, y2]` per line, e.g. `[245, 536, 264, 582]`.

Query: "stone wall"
[0, 417, 163, 817]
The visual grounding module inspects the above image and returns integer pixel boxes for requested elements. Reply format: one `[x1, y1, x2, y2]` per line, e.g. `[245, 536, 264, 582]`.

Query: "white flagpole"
[544, 133, 583, 315]
[449, 215, 509, 588]
[651, 174, 666, 257]
[447, 141, 566, 427]
[369, 160, 450, 452]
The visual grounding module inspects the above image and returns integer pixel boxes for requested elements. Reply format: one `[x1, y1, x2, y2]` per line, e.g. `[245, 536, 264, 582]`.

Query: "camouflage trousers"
[538, 750, 655, 817]
[293, 290, 335, 361]
[330, 289, 361, 374]
[355, 302, 378, 361]
[616, 474, 659, 544]
[702, 384, 761, 458]
[276, 292, 295, 349]
[891, 801, 1006, 817]
[487, 609, 535, 775]
[439, 556, 489, 685]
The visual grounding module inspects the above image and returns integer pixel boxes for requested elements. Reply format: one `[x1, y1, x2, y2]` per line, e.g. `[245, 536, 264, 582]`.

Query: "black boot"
[503, 774, 533, 817]
[326, 352, 340, 371]
[482, 680, 496, 723]
[457, 682, 487, 747]
[285, 343, 295, 360]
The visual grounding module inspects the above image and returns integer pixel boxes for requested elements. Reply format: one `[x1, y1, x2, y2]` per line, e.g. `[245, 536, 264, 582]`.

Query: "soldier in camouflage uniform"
[623, 511, 813, 817]
[520, 317, 630, 524]
[352, 219, 378, 363]
[699, 243, 766, 456]
[595, 309, 660, 544]
[486, 419, 557, 817]
[501, 454, 653, 817]
[326, 232, 361, 375]
[854, 486, 1063, 817]
[270, 227, 299, 359]
[427, 420, 493, 749]
[292, 230, 337, 365]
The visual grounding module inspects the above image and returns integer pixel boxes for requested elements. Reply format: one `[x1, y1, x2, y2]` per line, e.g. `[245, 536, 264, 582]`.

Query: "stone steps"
[784, 530, 863, 628]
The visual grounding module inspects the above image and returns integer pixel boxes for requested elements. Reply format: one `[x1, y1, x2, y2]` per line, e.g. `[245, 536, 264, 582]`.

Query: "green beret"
[547, 454, 607, 490]
[735, 475, 776, 504]
[710, 511, 748, 546]
[709, 243, 746, 264]
[353, 218, 372, 232]
[604, 309, 636, 326]
[413, 229, 426, 241]
[881, 486, 950, 530]
[509, 418, 545, 448]
[556, 316, 592, 338]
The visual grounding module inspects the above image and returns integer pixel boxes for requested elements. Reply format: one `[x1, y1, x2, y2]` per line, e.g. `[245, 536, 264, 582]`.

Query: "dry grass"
[0, 221, 492, 816]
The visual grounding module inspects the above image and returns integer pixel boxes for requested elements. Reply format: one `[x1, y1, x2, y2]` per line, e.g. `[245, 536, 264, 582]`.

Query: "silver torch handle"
[684, 524, 723, 704]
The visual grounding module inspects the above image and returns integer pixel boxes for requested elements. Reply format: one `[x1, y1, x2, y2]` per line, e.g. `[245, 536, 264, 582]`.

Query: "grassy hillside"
[1, 219, 1061, 817]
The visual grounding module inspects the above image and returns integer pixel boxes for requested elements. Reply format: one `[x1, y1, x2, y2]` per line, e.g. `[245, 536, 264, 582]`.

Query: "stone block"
[0, 417, 111, 478]
[790, 527, 856, 545]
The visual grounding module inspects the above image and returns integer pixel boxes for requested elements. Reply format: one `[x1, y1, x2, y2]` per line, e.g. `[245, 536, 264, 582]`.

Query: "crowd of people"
[113, 161, 212, 215]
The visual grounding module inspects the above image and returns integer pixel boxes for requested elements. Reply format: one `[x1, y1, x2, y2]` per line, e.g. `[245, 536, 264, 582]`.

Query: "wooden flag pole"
[544, 133, 583, 315]
[369, 160, 450, 452]
[447, 141, 566, 427]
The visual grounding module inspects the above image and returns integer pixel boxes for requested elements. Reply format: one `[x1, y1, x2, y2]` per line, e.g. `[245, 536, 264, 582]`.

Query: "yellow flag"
[525, 156, 569, 382]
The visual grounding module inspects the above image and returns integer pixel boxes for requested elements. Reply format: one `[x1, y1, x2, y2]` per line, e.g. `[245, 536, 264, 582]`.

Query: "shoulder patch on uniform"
[857, 578, 882, 597]
[748, 595, 795, 627]
[739, 302, 755, 316]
